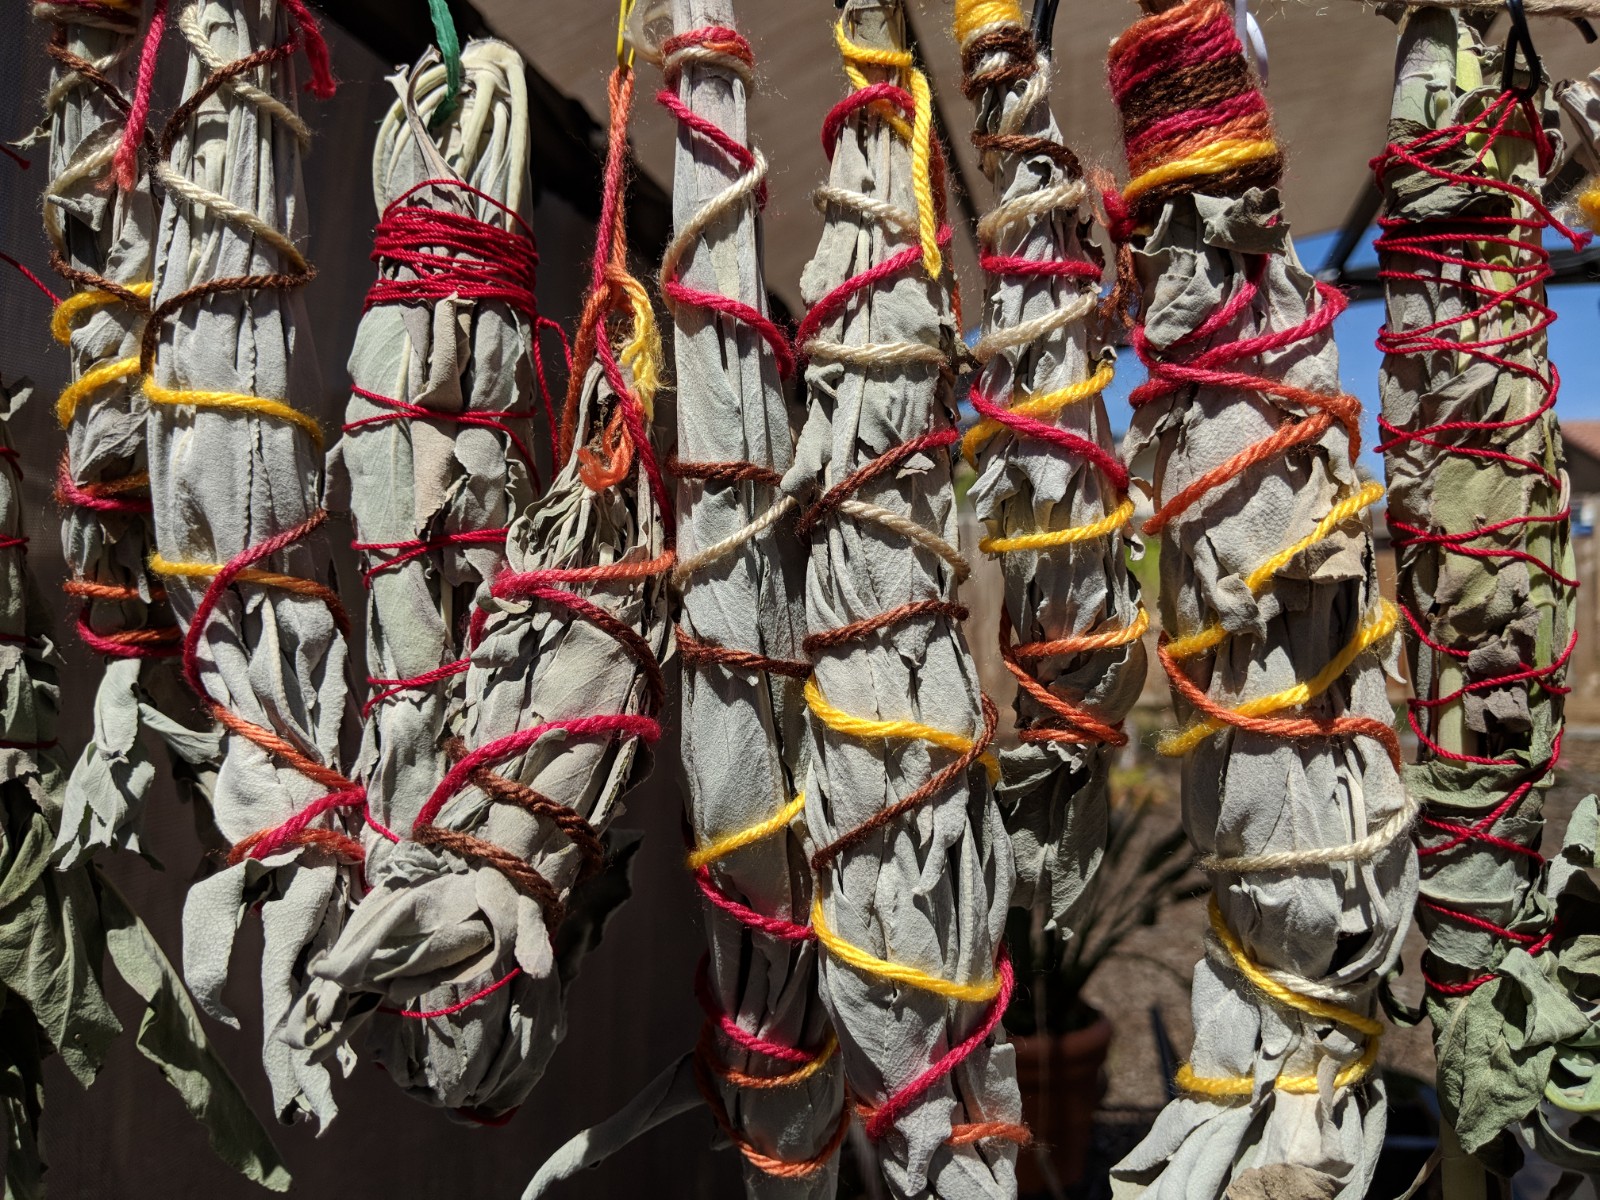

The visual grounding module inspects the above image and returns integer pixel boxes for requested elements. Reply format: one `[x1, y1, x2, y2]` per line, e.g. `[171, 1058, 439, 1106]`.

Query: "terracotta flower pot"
[1011, 1009, 1113, 1195]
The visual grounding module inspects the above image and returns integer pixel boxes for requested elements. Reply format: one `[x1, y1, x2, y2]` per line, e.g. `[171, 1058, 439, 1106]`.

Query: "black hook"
[1031, 0, 1060, 51]
[1502, 0, 1542, 100]
[1572, 17, 1597, 42]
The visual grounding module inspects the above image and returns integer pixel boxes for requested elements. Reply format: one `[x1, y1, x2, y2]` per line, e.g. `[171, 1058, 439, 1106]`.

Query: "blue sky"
[1088, 227, 1600, 477]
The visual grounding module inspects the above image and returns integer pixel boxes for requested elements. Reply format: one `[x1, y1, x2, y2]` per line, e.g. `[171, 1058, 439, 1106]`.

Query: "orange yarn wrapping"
[1156, 636, 1403, 768]
[693, 1051, 853, 1179]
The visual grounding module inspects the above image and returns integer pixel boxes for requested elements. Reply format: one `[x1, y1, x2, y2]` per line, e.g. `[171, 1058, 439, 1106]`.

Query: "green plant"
[1004, 761, 1204, 1037]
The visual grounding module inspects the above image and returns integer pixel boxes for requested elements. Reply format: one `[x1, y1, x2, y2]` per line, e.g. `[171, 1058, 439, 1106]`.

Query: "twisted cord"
[1177, 901, 1382, 1097]
[691, 951, 849, 1177]
[797, 15, 1015, 1149]
[1372, 86, 1588, 995]
[1107, 0, 1282, 230]
[661, 38, 836, 1164]
[113, 0, 333, 191]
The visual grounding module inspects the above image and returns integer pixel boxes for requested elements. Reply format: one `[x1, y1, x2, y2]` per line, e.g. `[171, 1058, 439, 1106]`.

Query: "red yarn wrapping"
[1372, 89, 1587, 994]
[694, 954, 823, 1065]
[382, 967, 522, 1020]
[346, 177, 568, 718]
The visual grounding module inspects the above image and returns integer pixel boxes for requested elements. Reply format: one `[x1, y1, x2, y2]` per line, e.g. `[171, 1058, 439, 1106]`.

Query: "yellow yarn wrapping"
[962, 360, 1115, 465]
[1159, 600, 1398, 757]
[1122, 138, 1280, 206]
[1175, 898, 1383, 1097]
[686, 794, 806, 870]
[1207, 900, 1383, 1037]
[50, 281, 153, 346]
[1165, 482, 1386, 661]
[834, 21, 940, 279]
[57, 356, 140, 427]
[804, 676, 1000, 783]
[1176, 1039, 1380, 1098]
[953, 0, 1024, 45]
[149, 552, 316, 594]
[143, 375, 325, 448]
[811, 898, 1001, 1002]
[980, 498, 1133, 555]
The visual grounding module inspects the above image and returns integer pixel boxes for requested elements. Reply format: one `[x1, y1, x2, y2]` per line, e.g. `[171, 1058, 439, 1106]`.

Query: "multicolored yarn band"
[142, 7, 365, 871]
[656, 26, 792, 378]
[1372, 86, 1588, 996]
[1120, 259, 1392, 770]
[958, 12, 1148, 753]
[151, 510, 366, 868]
[657, 25, 805, 694]
[558, 68, 669, 536]
[660, 23, 843, 1180]
[113, 0, 334, 191]
[1106, 0, 1282, 230]
[799, 13, 1013, 1150]
[833, 21, 939, 279]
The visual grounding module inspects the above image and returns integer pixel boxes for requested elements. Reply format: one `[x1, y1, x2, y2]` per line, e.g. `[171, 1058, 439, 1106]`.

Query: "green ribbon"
[428, 0, 463, 127]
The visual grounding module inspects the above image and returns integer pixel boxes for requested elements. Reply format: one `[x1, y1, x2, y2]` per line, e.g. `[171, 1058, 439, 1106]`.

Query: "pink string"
[114, 0, 336, 193]
[0, 251, 62, 306]
[694, 956, 820, 1065]
[55, 459, 151, 514]
[362, 658, 469, 718]
[113, 0, 167, 191]
[352, 528, 510, 585]
[383, 967, 522, 1020]
[864, 952, 1014, 1141]
[967, 389, 1129, 490]
[594, 332, 674, 531]
[241, 786, 367, 861]
[822, 83, 913, 160]
[794, 228, 953, 355]
[692, 867, 813, 942]
[342, 386, 542, 489]
[412, 712, 661, 834]
[73, 613, 179, 660]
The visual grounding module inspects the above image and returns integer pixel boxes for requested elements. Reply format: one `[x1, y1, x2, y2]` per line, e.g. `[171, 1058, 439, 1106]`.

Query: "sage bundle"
[305, 57, 669, 1121]
[1106, 2, 1416, 1195]
[135, 0, 358, 1129]
[1374, 9, 1600, 1172]
[662, 0, 847, 1187]
[287, 37, 556, 1084]
[789, 1, 1023, 1192]
[32, 0, 217, 867]
[0, 375, 288, 1193]
[0, 374, 119, 1194]
[951, 0, 1144, 936]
